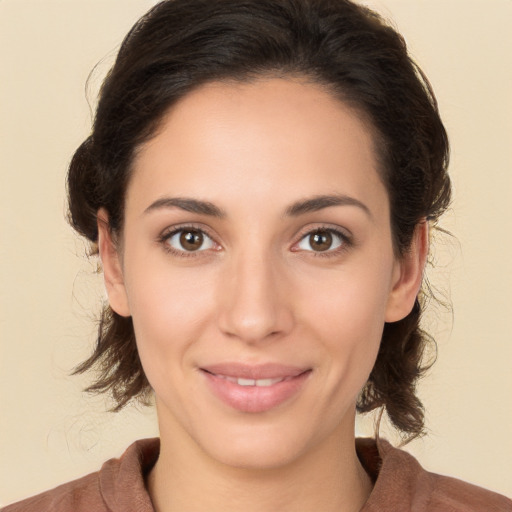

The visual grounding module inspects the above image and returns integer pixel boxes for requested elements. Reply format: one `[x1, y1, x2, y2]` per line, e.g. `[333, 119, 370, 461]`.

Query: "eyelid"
[291, 224, 353, 255]
[158, 223, 221, 256]
[157, 222, 353, 258]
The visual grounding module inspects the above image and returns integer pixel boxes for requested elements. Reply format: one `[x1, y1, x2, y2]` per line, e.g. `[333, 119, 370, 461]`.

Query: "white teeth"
[238, 377, 284, 387]
[238, 378, 256, 386]
[254, 378, 274, 387]
[216, 375, 284, 386]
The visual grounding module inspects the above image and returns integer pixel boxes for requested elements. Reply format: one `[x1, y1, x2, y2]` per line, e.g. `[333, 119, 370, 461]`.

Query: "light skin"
[98, 77, 428, 512]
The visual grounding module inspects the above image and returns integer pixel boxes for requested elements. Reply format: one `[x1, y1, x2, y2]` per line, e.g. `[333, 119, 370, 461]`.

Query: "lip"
[201, 362, 308, 380]
[200, 363, 312, 413]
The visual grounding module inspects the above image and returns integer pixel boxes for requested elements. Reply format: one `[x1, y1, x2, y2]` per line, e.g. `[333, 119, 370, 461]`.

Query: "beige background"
[1, 0, 511, 505]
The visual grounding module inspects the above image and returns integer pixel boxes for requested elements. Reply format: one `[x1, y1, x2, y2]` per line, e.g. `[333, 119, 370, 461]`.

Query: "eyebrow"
[143, 193, 372, 219]
[285, 194, 372, 219]
[143, 197, 226, 218]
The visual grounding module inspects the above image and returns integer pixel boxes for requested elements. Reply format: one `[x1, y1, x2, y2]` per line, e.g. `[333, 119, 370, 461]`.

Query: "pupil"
[311, 231, 332, 251]
[180, 230, 203, 251]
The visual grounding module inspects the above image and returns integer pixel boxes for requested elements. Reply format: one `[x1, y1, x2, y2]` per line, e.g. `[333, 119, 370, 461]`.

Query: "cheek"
[300, 262, 392, 391]
[123, 256, 217, 387]
[303, 262, 392, 340]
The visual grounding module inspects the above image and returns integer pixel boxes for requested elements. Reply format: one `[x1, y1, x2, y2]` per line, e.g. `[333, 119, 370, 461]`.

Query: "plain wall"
[1, 0, 511, 505]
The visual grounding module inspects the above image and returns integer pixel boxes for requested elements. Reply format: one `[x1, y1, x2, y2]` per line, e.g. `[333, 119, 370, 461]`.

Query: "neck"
[147, 416, 372, 512]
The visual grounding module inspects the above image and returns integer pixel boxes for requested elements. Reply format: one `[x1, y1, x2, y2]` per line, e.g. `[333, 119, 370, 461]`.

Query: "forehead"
[128, 78, 387, 217]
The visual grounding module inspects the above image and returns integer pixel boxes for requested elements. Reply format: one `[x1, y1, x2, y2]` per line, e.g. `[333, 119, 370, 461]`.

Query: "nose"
[217, 250, 294, 344]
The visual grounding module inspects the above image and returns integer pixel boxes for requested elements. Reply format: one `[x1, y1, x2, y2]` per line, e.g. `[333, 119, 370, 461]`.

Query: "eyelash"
[294, 226, 353, 258]
[158, 224, 219, 258]
[157, 224, 353, 259]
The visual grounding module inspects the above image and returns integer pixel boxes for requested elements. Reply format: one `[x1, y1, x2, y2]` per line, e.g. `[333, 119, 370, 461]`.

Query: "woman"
[3, 0, 511, 510]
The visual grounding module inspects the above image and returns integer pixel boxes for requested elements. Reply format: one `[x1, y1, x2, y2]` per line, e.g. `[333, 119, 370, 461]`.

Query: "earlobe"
[385, 221, 429, 323]
[97, 209, 131, 317]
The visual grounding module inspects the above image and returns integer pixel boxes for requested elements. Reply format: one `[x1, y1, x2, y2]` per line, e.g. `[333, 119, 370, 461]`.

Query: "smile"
[200, 364, 312, 413]
[215, 375, 291, 387]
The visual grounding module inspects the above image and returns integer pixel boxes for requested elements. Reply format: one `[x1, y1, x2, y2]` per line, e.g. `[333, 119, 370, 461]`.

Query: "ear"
[385, 221, 429, 322]
[97, 208, 131, 317]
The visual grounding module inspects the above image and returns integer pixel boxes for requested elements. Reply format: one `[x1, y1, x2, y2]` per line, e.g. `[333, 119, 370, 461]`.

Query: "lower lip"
[202, 370, 311, 413]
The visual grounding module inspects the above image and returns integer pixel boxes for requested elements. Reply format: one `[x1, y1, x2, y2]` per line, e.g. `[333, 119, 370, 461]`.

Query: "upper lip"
[200, 363, 310, 380]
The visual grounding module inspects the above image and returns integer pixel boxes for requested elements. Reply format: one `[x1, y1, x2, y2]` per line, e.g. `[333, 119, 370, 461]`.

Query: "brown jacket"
[3, 438, 511, 511]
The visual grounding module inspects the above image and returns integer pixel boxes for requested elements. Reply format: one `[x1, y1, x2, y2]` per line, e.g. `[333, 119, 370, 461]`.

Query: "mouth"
[199, 363, 312, 413]
[211, 374, 295, 387]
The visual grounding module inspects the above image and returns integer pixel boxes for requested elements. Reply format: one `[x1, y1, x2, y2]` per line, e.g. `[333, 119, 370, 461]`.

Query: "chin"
[193, 415, 330, 472]
[211, 436, 307, 471]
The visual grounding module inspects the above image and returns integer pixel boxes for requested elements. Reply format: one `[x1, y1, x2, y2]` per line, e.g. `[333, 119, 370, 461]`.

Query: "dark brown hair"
[68, 0, 451, 439]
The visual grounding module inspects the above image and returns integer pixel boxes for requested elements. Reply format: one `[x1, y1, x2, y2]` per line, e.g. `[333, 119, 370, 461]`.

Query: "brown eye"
[165, 228, 215, 253]
[180, 230, 204, 251]
[309, 230, 333, 252]
[297, 229, 344, 253]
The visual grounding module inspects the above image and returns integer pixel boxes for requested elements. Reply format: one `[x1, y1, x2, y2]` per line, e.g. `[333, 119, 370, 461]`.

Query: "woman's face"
[100, 78, 423, 469]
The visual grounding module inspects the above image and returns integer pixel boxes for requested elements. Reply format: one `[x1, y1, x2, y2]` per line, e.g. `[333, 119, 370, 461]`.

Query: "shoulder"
[1, 472, 102, 512]
[428, 471, 512, 511]
[357, 438, 512, 512]
[1, 438, 160, 512]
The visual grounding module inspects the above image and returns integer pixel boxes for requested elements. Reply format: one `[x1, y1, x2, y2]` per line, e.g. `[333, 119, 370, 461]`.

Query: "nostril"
[216, 266, 294, 343]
